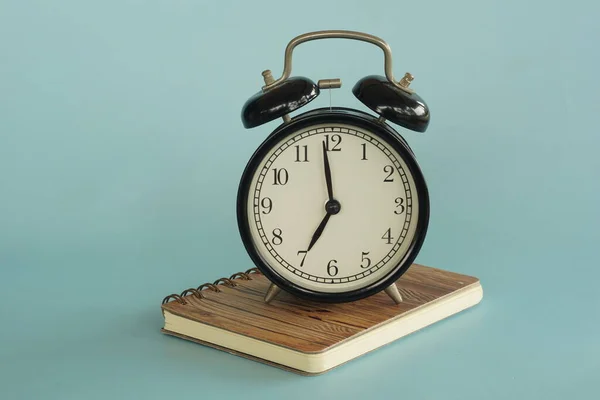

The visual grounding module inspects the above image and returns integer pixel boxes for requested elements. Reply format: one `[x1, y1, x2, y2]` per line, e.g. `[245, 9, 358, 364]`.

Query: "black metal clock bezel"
[236, 107, 430, 303]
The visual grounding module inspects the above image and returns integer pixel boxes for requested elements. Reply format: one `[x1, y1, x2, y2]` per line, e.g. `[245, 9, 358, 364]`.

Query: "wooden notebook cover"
[161, 264, 480, 355]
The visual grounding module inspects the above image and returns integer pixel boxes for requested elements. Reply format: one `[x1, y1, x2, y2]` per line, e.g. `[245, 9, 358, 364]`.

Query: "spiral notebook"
[160, 264, 483, 375]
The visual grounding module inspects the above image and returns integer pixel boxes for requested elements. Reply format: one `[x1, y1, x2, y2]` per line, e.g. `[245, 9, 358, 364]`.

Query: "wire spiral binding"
[213, 278, 237, 287]
[198, 283, 221, 293]
[162, 294, 187, 305]
[161, 267, 262, 305]
[180, 288, 204, 299]
[230, 272, 251, 281]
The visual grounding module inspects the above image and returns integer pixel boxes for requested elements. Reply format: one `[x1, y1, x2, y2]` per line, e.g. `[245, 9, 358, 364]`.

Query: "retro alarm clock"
[237, 30, 430, 304]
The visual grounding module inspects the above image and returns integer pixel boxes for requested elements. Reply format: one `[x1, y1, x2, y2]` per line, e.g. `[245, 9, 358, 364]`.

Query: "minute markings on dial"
[252, 126, 413, 283]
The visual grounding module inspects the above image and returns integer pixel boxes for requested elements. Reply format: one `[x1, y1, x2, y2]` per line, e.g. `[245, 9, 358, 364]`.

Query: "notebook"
[160, 264, 483, 375]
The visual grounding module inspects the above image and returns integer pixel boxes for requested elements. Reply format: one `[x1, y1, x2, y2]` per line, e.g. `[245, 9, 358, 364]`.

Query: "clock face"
[239, 117, 427, 298]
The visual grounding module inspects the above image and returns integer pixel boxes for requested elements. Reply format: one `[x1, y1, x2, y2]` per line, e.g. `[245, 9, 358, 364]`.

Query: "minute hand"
[322, 141, 334, 200]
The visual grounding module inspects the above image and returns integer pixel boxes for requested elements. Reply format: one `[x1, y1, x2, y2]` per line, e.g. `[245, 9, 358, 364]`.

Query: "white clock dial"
[245, 123, 421, 293]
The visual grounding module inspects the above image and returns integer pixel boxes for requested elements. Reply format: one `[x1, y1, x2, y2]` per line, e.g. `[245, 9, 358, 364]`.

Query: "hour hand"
[306, 212, 331, 252]
[322, 141, 334, 200]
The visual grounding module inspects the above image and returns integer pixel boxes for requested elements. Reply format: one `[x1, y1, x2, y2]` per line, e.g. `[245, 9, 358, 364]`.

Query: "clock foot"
[384, 283, 403, 304]
[264, 283, 282, 304]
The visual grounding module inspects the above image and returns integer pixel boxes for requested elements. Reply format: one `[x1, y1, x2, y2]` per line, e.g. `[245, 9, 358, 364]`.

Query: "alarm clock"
[236, 30, 430, 304]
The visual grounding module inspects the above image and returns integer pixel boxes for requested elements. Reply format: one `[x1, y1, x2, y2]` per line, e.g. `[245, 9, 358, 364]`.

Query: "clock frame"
[237, 107, 430, 303]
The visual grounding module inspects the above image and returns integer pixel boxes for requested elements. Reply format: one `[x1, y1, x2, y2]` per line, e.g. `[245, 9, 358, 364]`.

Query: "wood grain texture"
[161, 264, 479, 353]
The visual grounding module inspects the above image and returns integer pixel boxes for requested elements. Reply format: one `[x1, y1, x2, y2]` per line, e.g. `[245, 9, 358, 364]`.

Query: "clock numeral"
[382, 228, 394, 244]
[360, 252, 371, 269]
[394, 197, 405, 214]
[294, 145, 308, 162]
[272, 168, 289, 185]
[324, 134, 342, 151]
[271, 228, 283, 245]
[297, 250, 308, 267]
[383, 165, 394, 182]
[361, 143, 368, 160]
[327, 259, 339, 276]
[261, 197, 272, 214]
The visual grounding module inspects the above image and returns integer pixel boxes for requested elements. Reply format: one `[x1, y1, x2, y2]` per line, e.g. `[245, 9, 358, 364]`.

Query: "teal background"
[1, 0, 598, 398]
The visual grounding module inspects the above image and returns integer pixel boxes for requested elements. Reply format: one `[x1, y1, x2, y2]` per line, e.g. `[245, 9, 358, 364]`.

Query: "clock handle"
[262, 30, 413, 94]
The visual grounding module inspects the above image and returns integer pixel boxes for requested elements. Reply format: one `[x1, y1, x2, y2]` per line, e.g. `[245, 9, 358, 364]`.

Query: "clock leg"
[264, 283, 282, 304]
[384, 283, 403, 304]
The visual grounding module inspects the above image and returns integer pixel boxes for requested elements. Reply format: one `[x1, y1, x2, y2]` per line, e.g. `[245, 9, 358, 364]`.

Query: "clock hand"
[307, 144, 341, 253]
[306, 212, 332, 252]
[322, 141, 334, 201]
